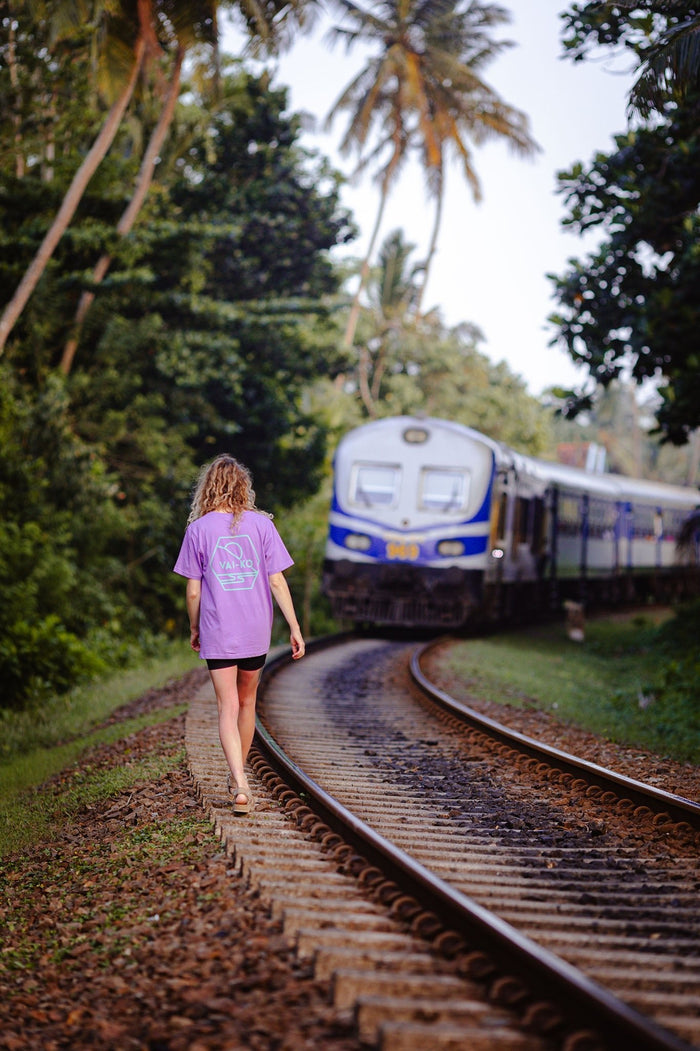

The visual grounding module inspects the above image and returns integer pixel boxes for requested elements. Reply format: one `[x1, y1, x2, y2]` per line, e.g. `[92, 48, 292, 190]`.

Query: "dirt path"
[0, 671, 361, 1051]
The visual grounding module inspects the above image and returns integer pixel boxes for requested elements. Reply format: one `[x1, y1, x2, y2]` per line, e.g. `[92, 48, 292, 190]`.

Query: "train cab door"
[511, 492, 547, 582]
[499, 472, 544, 582]
[485, 468, 511, 622]
[488, 468, 511, 575]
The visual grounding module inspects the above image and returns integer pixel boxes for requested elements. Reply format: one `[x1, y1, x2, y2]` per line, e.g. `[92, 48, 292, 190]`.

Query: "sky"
[222, 2, 636, 398]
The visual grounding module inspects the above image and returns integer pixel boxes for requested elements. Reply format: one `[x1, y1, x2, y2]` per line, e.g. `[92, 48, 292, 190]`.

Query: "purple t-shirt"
[173, 510, 294, 659]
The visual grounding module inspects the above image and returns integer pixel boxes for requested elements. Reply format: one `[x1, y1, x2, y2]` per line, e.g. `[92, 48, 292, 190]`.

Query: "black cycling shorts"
[206, 654, 266, 672]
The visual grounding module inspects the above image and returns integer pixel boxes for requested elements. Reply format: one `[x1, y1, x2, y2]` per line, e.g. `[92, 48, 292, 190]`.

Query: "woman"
[174, 455, 305, 813]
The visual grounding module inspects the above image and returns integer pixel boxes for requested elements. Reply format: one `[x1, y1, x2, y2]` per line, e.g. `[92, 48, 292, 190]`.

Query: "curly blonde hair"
[187, 455, 269, 527]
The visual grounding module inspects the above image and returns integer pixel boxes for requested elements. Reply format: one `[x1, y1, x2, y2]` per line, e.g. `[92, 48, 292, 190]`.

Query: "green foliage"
[276, 479, 338, 638]
[0, 54, 354, 706]
[0, 369, 136, 707]
[552, 5, 700, 444]
[77, 69, 354, 512]
[350, 230, 552, 454]
[440, 608, 699, 763]
[548, 93, 700, 444]
[560, 3, 700, 117]
[0, 644, 196, 764]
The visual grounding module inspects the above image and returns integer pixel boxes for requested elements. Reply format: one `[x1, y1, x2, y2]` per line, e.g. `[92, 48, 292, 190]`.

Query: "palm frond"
[628, 13, 700, 118]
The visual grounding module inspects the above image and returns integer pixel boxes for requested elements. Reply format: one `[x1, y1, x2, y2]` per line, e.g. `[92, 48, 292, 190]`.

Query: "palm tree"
[59, 43, 186, 376]
[325, 0, 538, 346]
[0, 0, 155, 355]
[413, 3, 539, 308]
[357, 228, 421, 414]
[1, 0, 317, 359]
[59, 0, 318, 373]
[627, 8, 700, 118]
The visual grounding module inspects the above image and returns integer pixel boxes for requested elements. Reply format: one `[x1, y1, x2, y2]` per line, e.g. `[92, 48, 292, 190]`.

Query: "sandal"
[227, 775, 252, 814]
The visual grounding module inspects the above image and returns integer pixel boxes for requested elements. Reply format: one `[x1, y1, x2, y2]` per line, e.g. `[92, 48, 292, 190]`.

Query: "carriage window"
[558, 492, 581, 536]
[350, 463, 401, 508]
[419, 468, 469, 512]
[666, 509, 689, 540]
[532, 497, 546, 553]
[588, 499, 617, 539]
[632, 505, 657, 539]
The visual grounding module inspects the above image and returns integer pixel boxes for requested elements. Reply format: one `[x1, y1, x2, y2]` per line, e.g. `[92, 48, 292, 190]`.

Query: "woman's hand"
[290, 627, 305, 660]
[186, 578, 202, 653]
[269, 572, 305, 660]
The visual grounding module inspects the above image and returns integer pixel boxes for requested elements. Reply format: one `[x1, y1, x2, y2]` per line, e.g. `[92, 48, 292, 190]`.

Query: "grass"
[0, 742, 186, 859]
[0, 643, 199, 858]
[1, 810, 212, 975]
[440, 608, 700, 764]
[0, 641, 198, 763]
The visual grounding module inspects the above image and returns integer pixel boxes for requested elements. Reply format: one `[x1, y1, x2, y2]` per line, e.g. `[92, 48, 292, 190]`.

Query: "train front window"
[419, 468, 469, 513]
[350, 463, 401, 508]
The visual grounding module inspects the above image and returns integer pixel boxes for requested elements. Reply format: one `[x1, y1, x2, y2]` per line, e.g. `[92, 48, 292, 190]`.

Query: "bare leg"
[236, 667, 261, 766]
[209, 666, 250, 804]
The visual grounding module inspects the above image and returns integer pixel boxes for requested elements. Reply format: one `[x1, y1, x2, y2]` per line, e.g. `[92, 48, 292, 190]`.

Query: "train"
[322, 415, 700, 628]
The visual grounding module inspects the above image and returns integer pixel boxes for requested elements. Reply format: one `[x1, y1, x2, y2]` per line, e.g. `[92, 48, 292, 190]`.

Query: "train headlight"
[437, 540, 465, 557]
[491, 547, 504, 559]
[344, 533, 372, 551]
[403, 426, 429, 444]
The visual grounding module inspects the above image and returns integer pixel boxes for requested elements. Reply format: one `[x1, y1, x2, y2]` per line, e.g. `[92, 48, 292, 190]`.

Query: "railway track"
[186, 635, 700, 1051]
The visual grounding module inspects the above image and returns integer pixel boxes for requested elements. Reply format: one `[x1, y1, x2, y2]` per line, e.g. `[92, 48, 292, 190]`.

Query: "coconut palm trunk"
[0, 36, 147, 356]
[343, 174, 390, 349]
[415, 167, 443, 313]
[60, 45, 185, 376]
[7, 21, 25, 178]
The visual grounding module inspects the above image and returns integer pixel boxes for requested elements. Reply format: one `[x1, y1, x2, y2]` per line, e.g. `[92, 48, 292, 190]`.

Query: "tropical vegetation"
[2, 1, 698, 716]
[325, 0, 539, 346]
[561, 2, 700, 118]
[435, 602, 700, 763]
[551, 2, 700, 444]
[0, 3, 353, 708]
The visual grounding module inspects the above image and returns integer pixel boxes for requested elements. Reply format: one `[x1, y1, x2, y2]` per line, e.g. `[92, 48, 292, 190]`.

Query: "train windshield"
[350, 463, 401, 507]
[419, 468, 469, 513]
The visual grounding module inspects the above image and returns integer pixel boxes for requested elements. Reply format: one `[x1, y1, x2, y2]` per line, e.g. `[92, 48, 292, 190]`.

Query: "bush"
[0, 615, 107, 708]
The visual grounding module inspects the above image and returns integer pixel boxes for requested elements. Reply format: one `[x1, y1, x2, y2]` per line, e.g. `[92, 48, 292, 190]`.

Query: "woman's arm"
[269, 571, 305, 659]
[185, 578, 202, 652]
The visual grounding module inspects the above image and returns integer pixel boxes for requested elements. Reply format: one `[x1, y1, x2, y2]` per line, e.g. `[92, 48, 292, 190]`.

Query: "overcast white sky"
[223, 2, 636, 398]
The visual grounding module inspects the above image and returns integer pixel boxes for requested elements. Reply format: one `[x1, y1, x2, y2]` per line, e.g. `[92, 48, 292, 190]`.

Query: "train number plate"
[386, 541, 419, 561]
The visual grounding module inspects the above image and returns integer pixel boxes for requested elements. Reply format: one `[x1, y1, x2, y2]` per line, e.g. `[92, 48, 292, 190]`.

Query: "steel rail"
[411, 638, 700, 830]
[255, 637, 695, 1051]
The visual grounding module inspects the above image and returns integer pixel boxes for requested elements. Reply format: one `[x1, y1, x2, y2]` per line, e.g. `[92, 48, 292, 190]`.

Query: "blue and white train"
[322, 416, 700, 628]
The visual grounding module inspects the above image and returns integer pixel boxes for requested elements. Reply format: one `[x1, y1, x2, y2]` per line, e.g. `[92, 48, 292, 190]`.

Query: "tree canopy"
[326, 0, 538, 345]
[560, 2, 700, 117]
[0, 14, 354, 706]
[550, 4, 700, 444]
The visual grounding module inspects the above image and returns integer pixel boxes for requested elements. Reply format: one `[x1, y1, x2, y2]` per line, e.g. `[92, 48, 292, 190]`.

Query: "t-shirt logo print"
[210, 535, 260, 591]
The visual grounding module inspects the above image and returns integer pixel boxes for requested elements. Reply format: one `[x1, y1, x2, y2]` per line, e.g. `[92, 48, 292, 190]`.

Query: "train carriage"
[323, 416, 700, 628]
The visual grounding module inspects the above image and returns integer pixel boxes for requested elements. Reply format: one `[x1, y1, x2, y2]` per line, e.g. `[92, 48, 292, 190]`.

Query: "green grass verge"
[1, 811, 214, 975]
[0, 642, 198, 762]
[0, 643, 199, 858]
[439, 610, 700, 764]
[0, 705, 188, 802]
[0, 741, 186, 859]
